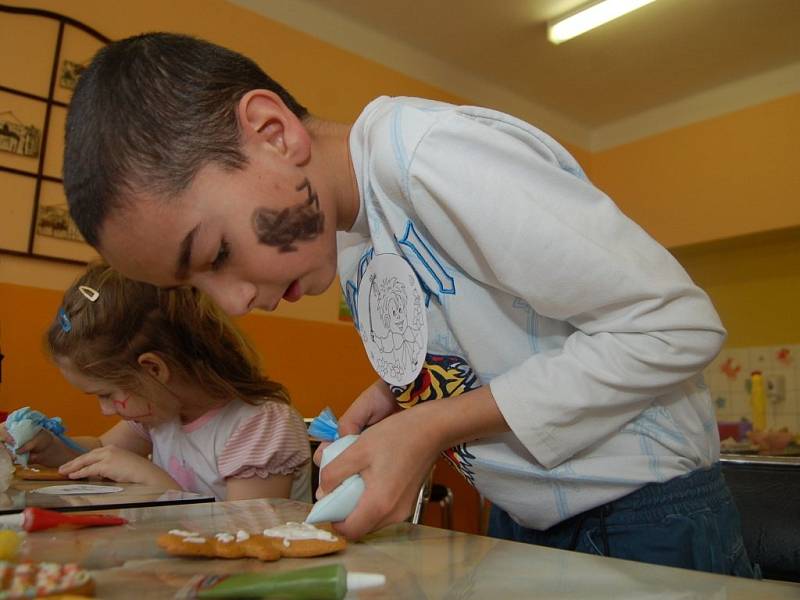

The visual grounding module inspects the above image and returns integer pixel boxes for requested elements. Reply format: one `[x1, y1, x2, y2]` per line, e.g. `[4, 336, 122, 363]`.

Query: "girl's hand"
[59, 445, 177, 488]
[0, 424, 11, 445]
[1, 426, 72, 467]
[313, 379, 399, 468]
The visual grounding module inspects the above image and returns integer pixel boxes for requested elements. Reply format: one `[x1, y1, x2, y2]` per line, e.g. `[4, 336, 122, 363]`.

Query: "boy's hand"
[318, 402, 441, 539]
[313, 379, 399, 470]
[59, 445, 176, 488]
[317, 386, 509, 539]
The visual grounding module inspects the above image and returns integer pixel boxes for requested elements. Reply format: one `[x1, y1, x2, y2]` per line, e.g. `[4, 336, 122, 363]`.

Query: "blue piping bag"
[307, 407, 339, 441]
[4, 407, 87, 466]
[305, 408, 364, 524]
[305, 434, 364, 524]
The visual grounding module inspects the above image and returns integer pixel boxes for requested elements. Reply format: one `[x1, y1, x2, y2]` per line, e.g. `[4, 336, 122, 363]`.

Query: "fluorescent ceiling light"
[548, 0, 657, 44]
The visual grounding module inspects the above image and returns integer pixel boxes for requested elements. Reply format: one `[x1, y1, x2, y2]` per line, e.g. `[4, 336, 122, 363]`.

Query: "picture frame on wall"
[0, 5, 108, 265]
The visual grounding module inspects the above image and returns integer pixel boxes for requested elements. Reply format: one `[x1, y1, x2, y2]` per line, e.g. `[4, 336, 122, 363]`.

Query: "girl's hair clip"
[58, 308, 72, 333]
[78, 286, 100, 302]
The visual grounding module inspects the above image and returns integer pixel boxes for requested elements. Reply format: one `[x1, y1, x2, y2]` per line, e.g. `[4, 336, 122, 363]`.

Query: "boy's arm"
[320, 385, 507, 539]
[401, 114, 725, 468]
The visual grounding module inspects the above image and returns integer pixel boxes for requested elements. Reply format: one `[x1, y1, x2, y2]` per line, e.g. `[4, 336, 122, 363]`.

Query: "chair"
[410, 468, 454, 528]
[308, 436, 321, 493]
[721, 455, 800, 583]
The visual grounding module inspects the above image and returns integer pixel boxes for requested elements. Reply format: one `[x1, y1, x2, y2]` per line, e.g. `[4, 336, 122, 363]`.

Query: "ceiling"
[232, 0, 800, 149]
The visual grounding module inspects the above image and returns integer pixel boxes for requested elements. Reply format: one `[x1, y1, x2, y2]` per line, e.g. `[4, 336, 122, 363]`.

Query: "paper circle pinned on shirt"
[356, 253, 428, 387]
[32, 484, 123, 495]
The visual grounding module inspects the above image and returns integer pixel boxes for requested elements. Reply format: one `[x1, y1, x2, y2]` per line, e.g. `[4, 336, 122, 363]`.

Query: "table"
[12, 498, 800, 599]
[0, 478, 213, 514]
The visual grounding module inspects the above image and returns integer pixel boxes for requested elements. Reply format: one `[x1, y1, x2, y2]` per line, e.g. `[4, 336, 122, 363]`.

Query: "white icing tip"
[347, 572, 386, 591]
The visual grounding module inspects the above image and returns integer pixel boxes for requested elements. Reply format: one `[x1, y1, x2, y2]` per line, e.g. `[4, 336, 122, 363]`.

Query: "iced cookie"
[157, 523, 346, 561]
[157, 529, 281, 562]
[262, 522, 347, 558]
[14, 465, 73, 481]
[0, 560, 95, 598]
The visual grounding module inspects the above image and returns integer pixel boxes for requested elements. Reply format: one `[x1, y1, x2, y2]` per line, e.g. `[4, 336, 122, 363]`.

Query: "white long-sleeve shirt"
[338, 96, 725, 529]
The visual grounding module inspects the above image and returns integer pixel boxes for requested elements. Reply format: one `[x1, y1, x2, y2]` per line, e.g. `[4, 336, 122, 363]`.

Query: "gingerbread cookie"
[157, 523, 346, 561]
[0, 560, 95, 598]
[14, 465, 72, 481]
[261, 522, 347, 558]
[157, 529, 281, 562]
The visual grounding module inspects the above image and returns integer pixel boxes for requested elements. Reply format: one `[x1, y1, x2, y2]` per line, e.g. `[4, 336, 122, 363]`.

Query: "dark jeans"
[488, 464, 759, 577]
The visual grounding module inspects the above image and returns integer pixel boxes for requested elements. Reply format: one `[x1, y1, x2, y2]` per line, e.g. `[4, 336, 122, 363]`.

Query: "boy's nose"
[208, 282, 258, 317]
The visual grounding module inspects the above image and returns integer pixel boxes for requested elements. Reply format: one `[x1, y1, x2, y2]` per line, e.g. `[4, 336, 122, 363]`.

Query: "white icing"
[169, 529, 200, 537]
[235, 530, 250, 542]
[262, 521, 336, 542]
[215, 533, 234, 543]
[183, 536, 206, 544]
[283, 538, 290, 547]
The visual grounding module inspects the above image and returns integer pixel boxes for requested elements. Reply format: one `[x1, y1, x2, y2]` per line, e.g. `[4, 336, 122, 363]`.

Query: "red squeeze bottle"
[0, 507, 127, 531]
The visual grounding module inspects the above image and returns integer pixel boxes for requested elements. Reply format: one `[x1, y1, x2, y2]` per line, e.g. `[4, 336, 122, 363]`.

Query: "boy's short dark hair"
[64, 32, 308, 247]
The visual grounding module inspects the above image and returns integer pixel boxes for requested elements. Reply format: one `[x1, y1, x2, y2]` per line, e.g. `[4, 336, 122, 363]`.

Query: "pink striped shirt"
[127, 400, 311, 501]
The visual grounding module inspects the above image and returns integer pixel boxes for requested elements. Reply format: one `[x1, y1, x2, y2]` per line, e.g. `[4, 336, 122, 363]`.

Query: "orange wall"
[671, 227, 800, 347]
[592, 93, 800, 248]
[0, 281, 377, 434]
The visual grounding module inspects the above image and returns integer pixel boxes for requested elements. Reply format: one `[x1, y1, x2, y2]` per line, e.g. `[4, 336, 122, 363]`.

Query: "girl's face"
[56, 358, 178, 425]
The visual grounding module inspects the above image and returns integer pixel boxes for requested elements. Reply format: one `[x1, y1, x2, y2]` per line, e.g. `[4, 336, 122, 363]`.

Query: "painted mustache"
[252, 178, 325, 252]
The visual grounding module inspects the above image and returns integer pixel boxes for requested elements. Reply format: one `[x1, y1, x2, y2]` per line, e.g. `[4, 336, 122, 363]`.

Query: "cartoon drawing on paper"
[365, 273, 424, 382]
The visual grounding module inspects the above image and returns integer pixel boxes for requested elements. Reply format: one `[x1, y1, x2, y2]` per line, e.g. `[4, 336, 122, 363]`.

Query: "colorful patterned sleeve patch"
[389, 353, 481, 408]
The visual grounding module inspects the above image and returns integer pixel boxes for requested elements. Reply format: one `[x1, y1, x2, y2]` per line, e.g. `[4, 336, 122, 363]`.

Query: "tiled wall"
[706, 345, 799, 431]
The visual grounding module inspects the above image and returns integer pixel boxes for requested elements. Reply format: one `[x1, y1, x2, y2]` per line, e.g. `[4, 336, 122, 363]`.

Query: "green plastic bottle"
[196, 564, 385, 599]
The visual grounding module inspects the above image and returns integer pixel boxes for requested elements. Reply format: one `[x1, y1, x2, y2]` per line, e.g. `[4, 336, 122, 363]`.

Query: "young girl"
[4, 263, 311, 502]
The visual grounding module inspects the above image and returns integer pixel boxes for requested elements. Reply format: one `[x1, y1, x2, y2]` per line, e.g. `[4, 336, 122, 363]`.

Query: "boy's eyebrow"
[175, 224, 200, 281]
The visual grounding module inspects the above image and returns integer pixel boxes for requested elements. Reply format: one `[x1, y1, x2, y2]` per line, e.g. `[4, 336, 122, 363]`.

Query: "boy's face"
[98, 153, 339, 316]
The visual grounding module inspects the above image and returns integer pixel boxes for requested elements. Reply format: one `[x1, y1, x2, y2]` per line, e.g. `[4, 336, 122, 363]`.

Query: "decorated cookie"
[157, 529, 281, 562]
[261, 522, 347, 558]
[14, 465, 74, 481]
[157, 523, 346, 562]
[0, 560, 95, 598]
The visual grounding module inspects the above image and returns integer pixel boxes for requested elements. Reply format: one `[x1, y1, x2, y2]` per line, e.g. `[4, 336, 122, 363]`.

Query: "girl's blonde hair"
[46, 263, 288, 406]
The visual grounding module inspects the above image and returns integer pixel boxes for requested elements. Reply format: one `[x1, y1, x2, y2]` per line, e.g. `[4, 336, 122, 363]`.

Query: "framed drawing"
[0, 4, 109, 265]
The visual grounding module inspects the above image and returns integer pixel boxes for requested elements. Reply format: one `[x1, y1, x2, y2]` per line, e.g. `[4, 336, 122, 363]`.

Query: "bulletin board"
[0, 4, 109, 265]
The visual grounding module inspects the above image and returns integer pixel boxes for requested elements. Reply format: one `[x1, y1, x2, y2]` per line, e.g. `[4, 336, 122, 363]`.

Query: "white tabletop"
[12, 497, 799, 599]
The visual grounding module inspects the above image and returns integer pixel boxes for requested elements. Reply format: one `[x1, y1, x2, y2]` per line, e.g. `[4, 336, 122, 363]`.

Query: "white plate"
[32, 484, 123, 495]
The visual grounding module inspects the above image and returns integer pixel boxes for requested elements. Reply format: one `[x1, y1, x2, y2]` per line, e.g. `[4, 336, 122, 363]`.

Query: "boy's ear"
[137, 352, 171, 384]
[237, 90, 311, 166]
